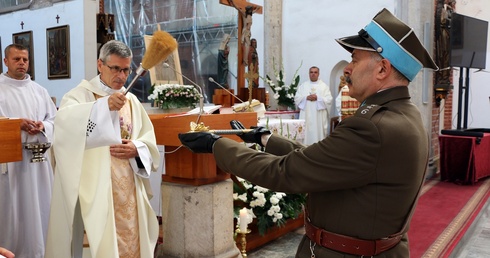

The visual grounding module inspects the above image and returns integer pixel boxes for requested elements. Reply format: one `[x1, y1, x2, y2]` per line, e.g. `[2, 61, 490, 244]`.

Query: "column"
[264, 0, 282, 110]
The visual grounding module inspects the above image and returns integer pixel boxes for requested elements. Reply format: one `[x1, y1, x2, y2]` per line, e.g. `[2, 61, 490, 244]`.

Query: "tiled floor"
[248, 198, 490, 258]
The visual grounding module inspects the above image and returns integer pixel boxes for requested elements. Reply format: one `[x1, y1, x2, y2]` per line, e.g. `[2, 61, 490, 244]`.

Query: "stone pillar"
[264, 0, 283, 110]
[159, 180, 241, 258]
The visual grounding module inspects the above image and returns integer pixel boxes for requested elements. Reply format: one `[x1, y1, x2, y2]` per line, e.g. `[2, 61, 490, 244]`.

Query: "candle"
[239, 208, 248, 232]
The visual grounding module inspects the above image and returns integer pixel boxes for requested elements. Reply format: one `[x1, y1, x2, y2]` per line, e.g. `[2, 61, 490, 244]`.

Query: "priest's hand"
[306, 94, 317, 101]
[108, 92, 127, 111]
[110, 139, 137, 159]
[230, 120, 271, 147]
[178, 132, 221, 153]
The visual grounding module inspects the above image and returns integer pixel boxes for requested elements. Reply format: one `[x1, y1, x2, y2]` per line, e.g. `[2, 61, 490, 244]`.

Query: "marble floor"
[451, 196, 490, 258]
[248, 197, 490, 258]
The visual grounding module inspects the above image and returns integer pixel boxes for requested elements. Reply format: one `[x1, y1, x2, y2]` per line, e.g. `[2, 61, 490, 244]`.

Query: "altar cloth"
[259, 118, 305, 143]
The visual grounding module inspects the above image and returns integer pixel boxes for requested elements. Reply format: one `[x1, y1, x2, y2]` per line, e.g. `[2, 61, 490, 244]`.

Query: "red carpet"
[408, 177, 490, 257]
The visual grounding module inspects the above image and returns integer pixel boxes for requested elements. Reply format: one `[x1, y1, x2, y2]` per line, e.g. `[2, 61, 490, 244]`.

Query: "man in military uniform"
[179, 8, 438, 257]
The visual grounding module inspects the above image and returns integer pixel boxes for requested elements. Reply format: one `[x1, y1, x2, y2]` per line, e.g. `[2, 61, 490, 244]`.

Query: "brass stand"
[236, 228, 251, 257]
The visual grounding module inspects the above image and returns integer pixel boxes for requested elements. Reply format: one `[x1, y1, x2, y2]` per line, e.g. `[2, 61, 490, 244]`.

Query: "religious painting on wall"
[12, 31, 34, 80]
[46, 25, 70, 79]
[144, 34, 183, 85]
[0, 37, 2, 74]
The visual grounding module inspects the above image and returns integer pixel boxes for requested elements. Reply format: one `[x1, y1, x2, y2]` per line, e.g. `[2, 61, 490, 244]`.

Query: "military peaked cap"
[336, 8, 438, 81]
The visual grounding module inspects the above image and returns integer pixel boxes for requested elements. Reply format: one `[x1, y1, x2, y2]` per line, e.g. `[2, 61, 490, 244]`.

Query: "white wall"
[451, 1, 490, 129]
[281, 1, 395, 95]
[0, 0, 97, 106]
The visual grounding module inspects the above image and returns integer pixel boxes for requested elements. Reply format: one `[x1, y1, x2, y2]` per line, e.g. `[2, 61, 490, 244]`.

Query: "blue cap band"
[364, 21, 423, 81]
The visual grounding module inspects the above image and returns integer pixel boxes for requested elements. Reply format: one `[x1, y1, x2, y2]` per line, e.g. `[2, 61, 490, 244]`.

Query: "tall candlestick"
[239, 208, 248, 232]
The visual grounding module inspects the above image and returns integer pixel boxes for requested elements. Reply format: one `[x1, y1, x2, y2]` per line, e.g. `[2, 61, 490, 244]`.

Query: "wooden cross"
[20, 21, 24, 30]
[56, 15, 60, 24]
[244, 63, 259, 104]
[219, 0, 262, 90]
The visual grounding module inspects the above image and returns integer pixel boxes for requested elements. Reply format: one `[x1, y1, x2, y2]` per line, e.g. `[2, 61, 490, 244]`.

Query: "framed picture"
[144, 34, 183, 85]
[12, 31, 34, 79]
[46, 25, 70, 79]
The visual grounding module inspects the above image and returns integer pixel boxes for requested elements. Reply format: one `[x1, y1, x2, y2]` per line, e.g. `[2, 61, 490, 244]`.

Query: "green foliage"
[262, 59, 302, 110]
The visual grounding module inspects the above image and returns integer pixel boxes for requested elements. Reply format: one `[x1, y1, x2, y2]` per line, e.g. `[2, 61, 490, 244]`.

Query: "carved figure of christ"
[219, 0, 262, 89]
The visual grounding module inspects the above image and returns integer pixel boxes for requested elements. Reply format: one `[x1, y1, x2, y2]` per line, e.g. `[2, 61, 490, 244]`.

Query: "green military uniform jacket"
[213, 86, 428, 257]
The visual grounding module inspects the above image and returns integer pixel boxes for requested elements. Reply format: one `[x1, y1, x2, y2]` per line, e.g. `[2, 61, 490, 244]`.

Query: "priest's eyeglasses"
[104, 63, 132, 75]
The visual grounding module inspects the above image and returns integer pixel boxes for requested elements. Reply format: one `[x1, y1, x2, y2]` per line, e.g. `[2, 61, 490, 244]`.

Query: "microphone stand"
[163, 63, 204, 115]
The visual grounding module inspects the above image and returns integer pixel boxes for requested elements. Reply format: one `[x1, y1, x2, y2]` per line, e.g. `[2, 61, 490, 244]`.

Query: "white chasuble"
[46, 76, 160, 258]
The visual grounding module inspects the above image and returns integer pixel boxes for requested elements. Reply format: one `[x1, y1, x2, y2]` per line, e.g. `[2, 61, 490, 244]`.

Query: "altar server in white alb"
[46, 40, 160, 258]
[0, 43, 57, 258]
[294, 66, 333, 145]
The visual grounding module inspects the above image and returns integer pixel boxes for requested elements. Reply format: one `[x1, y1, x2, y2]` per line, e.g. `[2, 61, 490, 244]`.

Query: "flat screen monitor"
[450, 13, 488, 69]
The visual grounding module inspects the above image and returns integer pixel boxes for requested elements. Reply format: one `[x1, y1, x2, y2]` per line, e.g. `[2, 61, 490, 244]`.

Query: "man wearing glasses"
[46, 40, 160, 258]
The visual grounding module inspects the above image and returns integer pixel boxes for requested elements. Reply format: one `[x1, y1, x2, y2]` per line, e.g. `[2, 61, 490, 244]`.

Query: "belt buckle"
[314, 227, 323, 245]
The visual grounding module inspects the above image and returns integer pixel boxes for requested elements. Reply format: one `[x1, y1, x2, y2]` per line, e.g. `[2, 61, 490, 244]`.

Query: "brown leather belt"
[304, 218, 402, 256]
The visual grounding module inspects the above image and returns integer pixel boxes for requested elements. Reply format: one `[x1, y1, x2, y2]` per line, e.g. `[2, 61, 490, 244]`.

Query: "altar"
[264, 110, 300, 119]
[259, 117, 305, 143]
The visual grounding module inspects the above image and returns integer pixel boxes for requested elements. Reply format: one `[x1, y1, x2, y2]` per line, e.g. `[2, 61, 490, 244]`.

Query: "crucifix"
[219, 0, 262, 92]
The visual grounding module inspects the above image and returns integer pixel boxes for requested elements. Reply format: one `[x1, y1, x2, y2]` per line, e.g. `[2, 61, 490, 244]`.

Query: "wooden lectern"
[0, 119, 22, 163]
[238, 87, 266, 104]
[212, 89, 236, 107]
[150, 113, 257, 186]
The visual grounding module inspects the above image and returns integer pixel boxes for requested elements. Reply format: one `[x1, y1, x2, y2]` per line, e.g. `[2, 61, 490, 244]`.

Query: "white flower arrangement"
[148, 84, 200, 109]
[233, 177, 306, 235]
[262, 59, 302, 110]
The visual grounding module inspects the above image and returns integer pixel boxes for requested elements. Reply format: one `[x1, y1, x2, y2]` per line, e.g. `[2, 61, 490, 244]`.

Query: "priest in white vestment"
[294, 66, 333, 145]
[0, 44, 57, 258]
[46, 40, 160, 258]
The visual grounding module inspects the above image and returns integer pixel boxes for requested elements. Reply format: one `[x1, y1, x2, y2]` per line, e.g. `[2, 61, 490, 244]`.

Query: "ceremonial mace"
[188, 122, 252, 135]
[124, 30, 178, 94]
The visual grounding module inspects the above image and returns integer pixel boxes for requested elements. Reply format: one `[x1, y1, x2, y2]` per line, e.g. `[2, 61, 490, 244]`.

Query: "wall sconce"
[434, 84, 452, 106]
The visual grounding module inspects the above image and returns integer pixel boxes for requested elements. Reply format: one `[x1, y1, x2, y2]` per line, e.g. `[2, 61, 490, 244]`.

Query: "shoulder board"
[354, 104, 385, 120]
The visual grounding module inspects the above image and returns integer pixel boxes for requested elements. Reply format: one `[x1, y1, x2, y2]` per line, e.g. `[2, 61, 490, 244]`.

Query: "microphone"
[163, 62, 204, 115]
[208, 77, 244, 103]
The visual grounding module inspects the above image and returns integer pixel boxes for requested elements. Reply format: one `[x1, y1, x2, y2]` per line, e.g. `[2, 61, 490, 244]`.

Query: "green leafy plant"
[148, 84, 200, 109]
